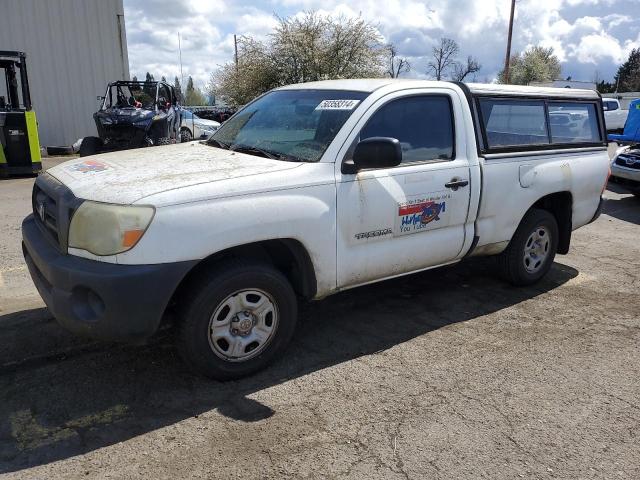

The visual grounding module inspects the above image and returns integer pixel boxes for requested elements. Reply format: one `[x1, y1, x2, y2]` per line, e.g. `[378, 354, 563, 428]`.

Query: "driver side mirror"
[342, 137, 402, 174]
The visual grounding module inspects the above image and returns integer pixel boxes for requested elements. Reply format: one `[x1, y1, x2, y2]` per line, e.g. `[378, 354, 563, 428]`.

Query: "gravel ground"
[0, 155, 638, 479]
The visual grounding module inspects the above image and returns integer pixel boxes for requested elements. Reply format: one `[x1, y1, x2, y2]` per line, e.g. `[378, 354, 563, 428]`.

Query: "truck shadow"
[603, 191, 640, 225]
[0, 259, 578, 473]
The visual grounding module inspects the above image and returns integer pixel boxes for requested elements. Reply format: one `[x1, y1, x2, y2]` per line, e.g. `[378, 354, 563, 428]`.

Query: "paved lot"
[0, 155, 639, 479]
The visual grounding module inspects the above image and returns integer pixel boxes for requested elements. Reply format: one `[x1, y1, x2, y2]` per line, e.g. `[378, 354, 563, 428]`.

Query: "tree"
[184, 75, 206, 105]
[161, 76, 167, 82]
[426, 37, 480, 82]
[174, 76, 184, 102]
[145, 72, 155, 83]
[498, 46, 561, 85]
[452, 56, 481, 82]
[132, 75, 138, 82]
[614, 48, 640, 92]
[387, 44, 410, 78]
[210, 12, 388, 106]
[427, 37, 459, 80]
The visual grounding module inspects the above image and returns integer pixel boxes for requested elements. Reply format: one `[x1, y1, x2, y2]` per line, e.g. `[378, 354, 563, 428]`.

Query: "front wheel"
[497, 208, 559, 286]
[180, 128, 193, 143]
[177, 260, 298, 380]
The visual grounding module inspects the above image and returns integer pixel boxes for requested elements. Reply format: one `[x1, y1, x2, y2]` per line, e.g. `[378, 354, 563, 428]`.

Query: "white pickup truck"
[22, 80, 609, 379]
[603, 98, 628, 131]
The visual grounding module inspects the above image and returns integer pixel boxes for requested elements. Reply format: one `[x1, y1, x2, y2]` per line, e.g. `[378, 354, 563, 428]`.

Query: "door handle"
[444, 179, 469, 190]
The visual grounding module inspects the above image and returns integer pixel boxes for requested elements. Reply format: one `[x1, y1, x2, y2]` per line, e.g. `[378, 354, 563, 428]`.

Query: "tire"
[497, 208, 559, 286]
[177, 260, 298, 380]
[79, 136, 102, 157]
[180, 128, 192, 143]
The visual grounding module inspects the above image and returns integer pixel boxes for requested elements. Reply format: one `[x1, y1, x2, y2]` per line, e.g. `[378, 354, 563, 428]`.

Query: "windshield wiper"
[230, 144, 282, 160]
[207, 138, 231, 149]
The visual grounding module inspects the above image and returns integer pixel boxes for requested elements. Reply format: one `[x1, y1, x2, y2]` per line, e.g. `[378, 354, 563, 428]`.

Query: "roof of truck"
[277, 79, 600, 99]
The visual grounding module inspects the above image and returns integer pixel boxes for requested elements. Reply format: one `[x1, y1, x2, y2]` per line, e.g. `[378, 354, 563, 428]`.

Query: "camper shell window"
[476, 96, 605, 153]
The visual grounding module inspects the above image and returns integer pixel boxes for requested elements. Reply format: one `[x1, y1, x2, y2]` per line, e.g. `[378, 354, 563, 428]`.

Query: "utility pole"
[178, 31, 184, 88]
[234, 34, 238, 73]
[503, 0, 516, 83]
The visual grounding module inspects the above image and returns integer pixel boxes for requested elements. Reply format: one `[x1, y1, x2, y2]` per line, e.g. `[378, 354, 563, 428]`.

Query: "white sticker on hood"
[315, 99, 360, 111]
[63, 159, 114, 177]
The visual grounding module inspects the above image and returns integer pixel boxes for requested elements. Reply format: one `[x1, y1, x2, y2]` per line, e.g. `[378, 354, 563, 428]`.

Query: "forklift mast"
[0, 51, 40, 177]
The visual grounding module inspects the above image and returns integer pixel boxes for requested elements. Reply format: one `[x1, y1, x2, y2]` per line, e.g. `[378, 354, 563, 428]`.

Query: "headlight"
[68, 201, 155, 256]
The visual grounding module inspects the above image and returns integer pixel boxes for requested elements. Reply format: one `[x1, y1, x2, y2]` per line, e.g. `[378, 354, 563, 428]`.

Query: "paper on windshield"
[315, 100, 361, 111]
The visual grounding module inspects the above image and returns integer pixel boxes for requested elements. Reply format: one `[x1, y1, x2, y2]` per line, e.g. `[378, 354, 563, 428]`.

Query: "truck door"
[335, 89, 474, 288]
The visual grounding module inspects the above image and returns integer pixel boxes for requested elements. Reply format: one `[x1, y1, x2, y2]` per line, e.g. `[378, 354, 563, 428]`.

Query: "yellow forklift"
[0, 51, 41, 176]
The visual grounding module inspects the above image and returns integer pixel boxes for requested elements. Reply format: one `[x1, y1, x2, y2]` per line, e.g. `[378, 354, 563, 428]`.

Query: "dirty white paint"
[42, 80, 609, 301]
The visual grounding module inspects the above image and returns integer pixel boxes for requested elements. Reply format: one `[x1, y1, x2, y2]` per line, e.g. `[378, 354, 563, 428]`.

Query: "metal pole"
[178, 32, 184, 89]
[234, 34, 238, 72]
[503, 0, 516, 83]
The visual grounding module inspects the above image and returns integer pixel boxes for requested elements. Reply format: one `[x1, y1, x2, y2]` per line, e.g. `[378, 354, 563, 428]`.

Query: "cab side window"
[360, 95, 455, 163]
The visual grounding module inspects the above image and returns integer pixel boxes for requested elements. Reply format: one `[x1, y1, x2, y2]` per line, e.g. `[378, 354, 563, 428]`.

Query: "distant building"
[530, 80, 597, 90]
[0, 0, 129, 147]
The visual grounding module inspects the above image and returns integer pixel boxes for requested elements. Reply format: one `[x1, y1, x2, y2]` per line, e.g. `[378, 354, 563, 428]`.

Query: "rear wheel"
[498, 208, 558, 286]
[79, 136, 103, 157]
[177, 260, 298, 380]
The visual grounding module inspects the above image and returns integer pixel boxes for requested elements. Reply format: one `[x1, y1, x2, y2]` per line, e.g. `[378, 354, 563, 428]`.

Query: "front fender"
[116, 184, 337, 297]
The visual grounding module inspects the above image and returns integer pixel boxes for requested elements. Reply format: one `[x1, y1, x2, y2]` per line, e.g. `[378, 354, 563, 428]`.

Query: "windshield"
[104, 83, 156, 110]
[207, 89, 369, 162]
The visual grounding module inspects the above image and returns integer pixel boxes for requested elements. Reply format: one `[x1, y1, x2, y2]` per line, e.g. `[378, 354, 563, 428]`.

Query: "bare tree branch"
[452, 56, 481, 82]
[426, 37, 459, 80]
[387, 44, 410, 78]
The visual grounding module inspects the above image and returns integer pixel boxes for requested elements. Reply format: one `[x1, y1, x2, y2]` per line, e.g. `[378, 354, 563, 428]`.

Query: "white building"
[0, 0, 129, 147]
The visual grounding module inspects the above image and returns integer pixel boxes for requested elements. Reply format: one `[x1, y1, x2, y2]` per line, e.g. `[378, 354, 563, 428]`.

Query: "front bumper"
[22, 214, 196, 343]
[611, 163, 640, 188]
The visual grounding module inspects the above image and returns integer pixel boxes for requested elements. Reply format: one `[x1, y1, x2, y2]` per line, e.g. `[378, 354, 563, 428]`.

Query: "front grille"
[616, 154, 640, 170]
[31, 174, 82, 252]
[32, 184, 59, 244]
[102, 125, 147, 149]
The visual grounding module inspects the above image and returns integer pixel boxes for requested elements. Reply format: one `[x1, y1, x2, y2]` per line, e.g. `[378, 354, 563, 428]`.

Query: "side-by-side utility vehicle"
[79, 80, 181, 156]
[22, 80, 609, 379]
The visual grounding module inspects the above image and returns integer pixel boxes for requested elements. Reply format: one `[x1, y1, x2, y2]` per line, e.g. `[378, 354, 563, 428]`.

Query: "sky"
[123, 0, 640, 90]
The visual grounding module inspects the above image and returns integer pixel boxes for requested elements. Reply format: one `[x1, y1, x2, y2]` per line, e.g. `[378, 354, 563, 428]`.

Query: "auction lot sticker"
[315, 99, 360, 110]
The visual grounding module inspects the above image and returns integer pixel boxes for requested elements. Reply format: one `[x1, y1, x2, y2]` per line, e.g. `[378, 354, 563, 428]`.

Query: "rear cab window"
[477, 96, 605, 153]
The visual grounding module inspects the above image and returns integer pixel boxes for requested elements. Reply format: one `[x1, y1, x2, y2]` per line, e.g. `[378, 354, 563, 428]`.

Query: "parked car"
[180, 110, 220, 142]
[610, 145, 640, 196]
[22, 80, 609, 379]
[79, 80, 182, 157]
[603, 98, 628, 132]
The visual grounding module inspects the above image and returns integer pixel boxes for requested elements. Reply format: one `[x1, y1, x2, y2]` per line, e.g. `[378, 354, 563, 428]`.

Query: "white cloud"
[123, 0, 640, 89]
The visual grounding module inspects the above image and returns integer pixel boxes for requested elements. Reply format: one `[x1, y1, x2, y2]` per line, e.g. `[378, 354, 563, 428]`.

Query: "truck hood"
[46, 142, 303, 205]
